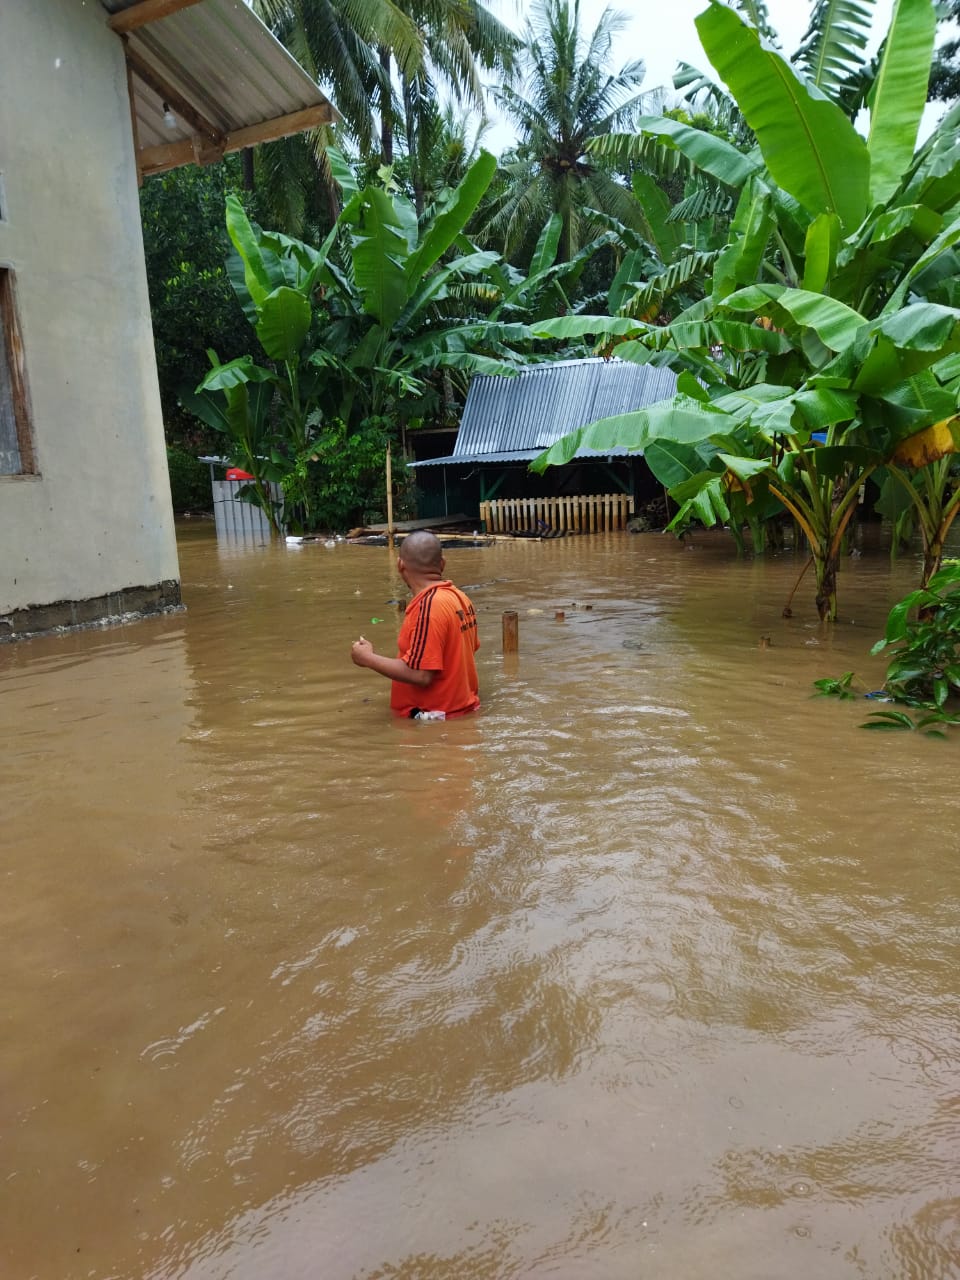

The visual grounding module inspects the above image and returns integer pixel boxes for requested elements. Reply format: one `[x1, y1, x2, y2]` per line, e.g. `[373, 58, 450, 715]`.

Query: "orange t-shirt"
[391, 581, 480, 718]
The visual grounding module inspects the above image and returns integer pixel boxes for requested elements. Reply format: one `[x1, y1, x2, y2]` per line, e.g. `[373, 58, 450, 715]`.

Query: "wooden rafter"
[123, 42, 225, 145]
[108, 0, 204, 34]
[137, 103, 336, 177]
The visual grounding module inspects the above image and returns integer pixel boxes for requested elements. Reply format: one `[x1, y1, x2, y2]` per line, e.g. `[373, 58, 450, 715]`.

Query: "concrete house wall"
[0, 0, 181, 637]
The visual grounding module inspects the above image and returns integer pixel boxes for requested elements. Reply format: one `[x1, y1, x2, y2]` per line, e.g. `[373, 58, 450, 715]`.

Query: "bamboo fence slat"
[479, 493, 634, 534]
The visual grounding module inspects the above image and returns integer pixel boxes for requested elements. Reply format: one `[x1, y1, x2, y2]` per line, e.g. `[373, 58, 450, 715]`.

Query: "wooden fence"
[479, 492, 634, 534]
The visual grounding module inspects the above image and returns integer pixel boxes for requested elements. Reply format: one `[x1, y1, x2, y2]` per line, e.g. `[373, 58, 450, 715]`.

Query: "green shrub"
[282, 416, 413, 533]
[166, 447, 212, 513]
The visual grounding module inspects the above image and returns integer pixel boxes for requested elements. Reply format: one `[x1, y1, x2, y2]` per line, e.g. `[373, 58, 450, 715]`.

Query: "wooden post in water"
[502, 610, 519, 653]
[386, 442, 395, 551]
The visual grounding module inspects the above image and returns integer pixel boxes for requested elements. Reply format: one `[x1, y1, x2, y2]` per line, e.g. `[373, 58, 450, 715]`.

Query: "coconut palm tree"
[481, 0, 650, 265]
[254, 0, 516, 172]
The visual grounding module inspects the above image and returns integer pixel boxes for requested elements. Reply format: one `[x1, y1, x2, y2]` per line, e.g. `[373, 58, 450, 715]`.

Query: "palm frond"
[792, 0, 876, 100]
[734, 0, 781, 45]
[617, 249, 720, 317]
[668, 184, 735, 224]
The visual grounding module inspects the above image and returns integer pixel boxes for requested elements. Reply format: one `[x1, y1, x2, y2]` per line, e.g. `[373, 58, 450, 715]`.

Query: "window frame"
[0, 266, 36, 476]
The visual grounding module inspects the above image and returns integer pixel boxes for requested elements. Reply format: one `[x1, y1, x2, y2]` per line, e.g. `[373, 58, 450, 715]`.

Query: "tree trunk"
[379, 47, 394, 166]
[814, 550, 839, 621]
[923, 540, 943, 588]
[403, 78, 424, 217]
[241, 147, 255, 191]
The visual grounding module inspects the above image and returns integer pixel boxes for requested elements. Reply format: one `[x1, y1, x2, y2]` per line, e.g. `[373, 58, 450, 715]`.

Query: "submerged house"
[409, 358, 678, 525]
[1, 0, 335, 639]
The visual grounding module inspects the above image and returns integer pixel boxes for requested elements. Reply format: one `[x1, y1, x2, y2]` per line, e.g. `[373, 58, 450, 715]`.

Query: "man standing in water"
[350, 530, 480, 719]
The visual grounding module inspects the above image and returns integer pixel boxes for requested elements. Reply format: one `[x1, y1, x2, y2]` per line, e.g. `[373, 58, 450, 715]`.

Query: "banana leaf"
[530, 315, 647, 341]
[528, 214, 562, 278]
[874, 468, 917, 519]
[713, 177, 776, 299]
[399, 251, 501, 328]
[608, 249, 650, 316]
[405, 151, 497, 285]
[809, 444, 885, 477]
[866, 0, 937, 208]
[659, 319, 794, 355]
[591, 117, 760, 189]
[771, 289, 867, 350]
[255, 287, 313, 362]
[644, 439, 717, 488]
[802, 213, 842, 293]
[225, 195, 285, 314]
[348, 187, 410, 331]
[667, 474, 731, 531]
[795, 386, 859, 428]
[326, 146, 359, 197]
[882, 210, 960, 314]
[696, 2, 870, 231]
[531, 394, 731, 471]
[718, 453, 772, 481]
[197, 356, 276, 391]
[630, 172, 683, 265]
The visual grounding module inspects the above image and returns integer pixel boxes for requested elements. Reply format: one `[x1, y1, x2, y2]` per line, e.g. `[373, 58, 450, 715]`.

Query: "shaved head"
[399, 530, 444, 571]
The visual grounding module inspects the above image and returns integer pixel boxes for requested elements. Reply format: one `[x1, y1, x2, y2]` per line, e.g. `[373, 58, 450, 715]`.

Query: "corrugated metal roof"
[101, 1, 336, 176]
[411, 358, 677, 468]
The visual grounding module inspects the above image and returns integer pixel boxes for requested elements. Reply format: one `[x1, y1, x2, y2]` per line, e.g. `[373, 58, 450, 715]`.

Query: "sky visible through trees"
[482, 0, 905, 150]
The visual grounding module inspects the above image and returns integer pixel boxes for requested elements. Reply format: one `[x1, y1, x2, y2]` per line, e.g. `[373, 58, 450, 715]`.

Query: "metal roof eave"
[102, 0, 337, 179]
[410, 448, 642, 468]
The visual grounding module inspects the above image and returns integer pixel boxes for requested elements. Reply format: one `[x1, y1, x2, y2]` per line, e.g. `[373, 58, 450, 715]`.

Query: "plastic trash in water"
[413, 710, 446, 721]
[370, 617, 384, 624]
[864, 691, 894, 701]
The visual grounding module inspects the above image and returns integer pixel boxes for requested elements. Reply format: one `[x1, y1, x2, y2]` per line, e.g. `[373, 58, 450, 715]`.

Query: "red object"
[225, 467, 255, 481]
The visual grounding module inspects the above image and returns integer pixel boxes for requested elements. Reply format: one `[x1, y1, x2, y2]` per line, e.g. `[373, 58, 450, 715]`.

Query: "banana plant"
[183, 193, 332, 532]
[184, 150, 528, 531]
[532, 0, 960, 620]
[302, 149, 530, 427]
[882, 411, 960, 581]
[181, 354, 287, 533]
[531, 292, 960, 619]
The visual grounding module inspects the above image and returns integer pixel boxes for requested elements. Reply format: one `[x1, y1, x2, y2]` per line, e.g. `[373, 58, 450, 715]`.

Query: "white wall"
[0, 0, 180, 617]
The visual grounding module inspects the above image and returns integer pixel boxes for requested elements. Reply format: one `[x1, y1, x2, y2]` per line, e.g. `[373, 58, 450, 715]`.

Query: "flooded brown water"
[3, 524, 959, 1280]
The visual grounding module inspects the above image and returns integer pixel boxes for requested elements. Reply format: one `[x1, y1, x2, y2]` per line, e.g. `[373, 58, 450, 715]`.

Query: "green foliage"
[482, 0, 650, 265]
[252, 0, 518, 219]
[284, 415, 407, 531]
[533, 0, 960, 622]
[927, 0, 960, 102]
[696, 1, 870, 232]
[816, 564, 960, 735]
[870, 562, 960, 705]
[182, 150, 528, 535]
[792, 0, 874, 99]
[861, 706, 960, 734]
[813, 670, 859, 699]
[166, 448, 212, 513]
[140, 160, 258, 441]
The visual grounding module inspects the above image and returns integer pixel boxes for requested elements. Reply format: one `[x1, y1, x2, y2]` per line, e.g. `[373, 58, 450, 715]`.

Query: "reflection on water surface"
[2, 524, 958, 1280]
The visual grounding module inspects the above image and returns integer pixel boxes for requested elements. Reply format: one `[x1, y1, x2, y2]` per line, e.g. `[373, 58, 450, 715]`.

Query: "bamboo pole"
[386, 442, 395, 551]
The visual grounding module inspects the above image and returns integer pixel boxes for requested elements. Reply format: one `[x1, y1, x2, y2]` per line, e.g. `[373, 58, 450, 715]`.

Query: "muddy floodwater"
[3, 524, 959, 1280]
